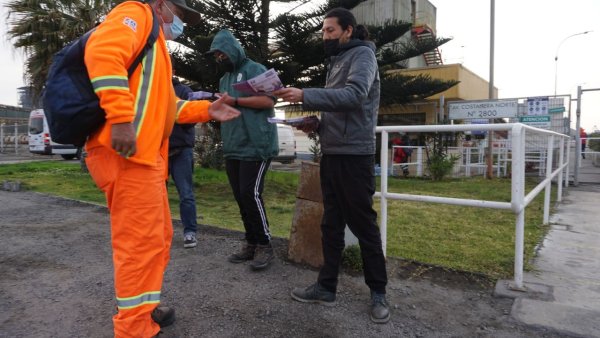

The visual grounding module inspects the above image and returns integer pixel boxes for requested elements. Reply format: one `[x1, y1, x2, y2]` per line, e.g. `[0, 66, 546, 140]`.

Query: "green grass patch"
[0, 161, 551, 279]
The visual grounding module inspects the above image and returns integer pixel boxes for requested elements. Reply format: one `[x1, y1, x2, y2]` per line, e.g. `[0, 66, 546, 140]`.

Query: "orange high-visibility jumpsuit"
[83, 2, 211, 337]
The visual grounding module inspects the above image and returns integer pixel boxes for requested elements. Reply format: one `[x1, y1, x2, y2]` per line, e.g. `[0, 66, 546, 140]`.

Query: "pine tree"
[271, 0, 458, 106]
[174, 0, 458, 104]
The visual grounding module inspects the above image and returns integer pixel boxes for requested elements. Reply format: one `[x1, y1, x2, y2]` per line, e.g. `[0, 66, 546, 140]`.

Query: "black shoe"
[250, 244, 274, 271]
[291, 283, 336, 306]
[228, 243, 256, 263]
[151, 306, 175, 328]
[370, 291, 390, 324]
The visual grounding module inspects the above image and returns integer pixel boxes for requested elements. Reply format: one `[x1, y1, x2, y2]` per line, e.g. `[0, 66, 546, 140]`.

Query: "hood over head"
[206, 29, 246, 67]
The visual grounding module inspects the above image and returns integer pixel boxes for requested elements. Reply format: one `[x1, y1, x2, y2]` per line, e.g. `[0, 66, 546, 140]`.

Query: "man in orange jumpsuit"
[83, 1, 240, 337]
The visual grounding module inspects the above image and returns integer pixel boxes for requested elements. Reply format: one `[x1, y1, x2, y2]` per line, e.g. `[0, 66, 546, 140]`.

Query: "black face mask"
[323, 38, 340, 57]
[216, 59, 234, 73]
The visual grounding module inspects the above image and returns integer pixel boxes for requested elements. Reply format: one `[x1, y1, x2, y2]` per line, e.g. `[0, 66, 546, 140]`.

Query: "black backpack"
[42, 11, 159, 146]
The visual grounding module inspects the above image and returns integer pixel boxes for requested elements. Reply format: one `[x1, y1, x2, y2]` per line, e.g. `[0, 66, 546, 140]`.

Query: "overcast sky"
[2, 0, 599, 131]
[430, 0, 600, 131]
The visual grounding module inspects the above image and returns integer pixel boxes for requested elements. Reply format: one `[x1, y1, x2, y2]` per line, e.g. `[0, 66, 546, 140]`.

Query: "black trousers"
[317, 154, 388, 294]
[225, 159, 272, 245]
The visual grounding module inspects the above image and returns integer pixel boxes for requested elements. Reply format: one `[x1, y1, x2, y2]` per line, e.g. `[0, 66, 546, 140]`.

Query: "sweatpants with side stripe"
[225, 159, 272, 245]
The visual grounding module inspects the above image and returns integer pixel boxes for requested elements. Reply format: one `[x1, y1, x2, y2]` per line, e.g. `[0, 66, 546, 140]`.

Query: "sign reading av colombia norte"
[448, 100, 518, 120]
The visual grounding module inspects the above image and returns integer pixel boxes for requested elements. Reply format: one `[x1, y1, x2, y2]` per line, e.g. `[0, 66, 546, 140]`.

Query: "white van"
[28, 109, 80, 159]
[274, 124, 296, 164]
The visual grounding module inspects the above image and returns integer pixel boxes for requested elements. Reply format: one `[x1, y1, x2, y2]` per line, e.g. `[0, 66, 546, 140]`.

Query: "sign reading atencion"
[519, 115, 551, 129]
[449, 100, 518, 120]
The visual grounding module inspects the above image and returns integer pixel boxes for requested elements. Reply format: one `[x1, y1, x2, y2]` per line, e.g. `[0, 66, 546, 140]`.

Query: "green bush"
[195, 122, 224, 170]
[427, 153, 460, 181]
[588, 132, 600, 151]
[341, 245, 363, 272]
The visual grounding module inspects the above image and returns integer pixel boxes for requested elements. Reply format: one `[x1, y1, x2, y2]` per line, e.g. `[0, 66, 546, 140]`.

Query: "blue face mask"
[162, 5, 184, 40]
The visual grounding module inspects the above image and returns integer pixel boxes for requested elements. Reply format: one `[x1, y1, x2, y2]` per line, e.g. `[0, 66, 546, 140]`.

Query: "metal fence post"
[416, 146, 423, 177]
[379, 130, 389, 257]
[14, 122, 18, 154]
[511, 124, 526, 290]
[565, 137, 571, 187]
[557, 137, 565, 201]
[543, 135, 554, 224]
[1, 123, 4, 153]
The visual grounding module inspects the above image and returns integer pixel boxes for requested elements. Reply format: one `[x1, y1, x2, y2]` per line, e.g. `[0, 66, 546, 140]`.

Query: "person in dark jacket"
[169, 76, 199, 248]
[207, 29, 279, 271]
[274, 8, 389, 324]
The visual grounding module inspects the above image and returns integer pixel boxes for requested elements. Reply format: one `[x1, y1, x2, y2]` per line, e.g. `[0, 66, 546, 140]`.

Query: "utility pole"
[486, 0, 495, 179]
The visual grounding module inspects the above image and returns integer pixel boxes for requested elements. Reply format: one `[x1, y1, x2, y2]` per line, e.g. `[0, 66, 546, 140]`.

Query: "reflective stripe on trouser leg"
[101, 150, 170, 338]
[253, 160, 271, 241]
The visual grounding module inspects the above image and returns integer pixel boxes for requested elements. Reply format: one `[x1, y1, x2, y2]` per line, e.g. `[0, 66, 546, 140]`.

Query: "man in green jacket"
[207, 29, 278, 271]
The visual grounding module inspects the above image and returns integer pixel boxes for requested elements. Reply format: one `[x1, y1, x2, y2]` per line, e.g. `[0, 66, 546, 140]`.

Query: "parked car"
[274, 124, 296, 164]
[28, 109, 81, 160]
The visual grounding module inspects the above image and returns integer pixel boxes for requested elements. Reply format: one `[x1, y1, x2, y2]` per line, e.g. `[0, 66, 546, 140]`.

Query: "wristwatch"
[234, 97, 238, 106]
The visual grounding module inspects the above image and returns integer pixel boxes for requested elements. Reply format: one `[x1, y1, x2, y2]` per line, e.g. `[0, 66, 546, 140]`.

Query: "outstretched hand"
[272, 87, 303, 103]
[209, 93, 241, 122]
[296, 115, 319, 134]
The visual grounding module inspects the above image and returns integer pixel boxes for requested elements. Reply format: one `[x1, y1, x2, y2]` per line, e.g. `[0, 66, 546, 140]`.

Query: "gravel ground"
[0, 190, 567, 338]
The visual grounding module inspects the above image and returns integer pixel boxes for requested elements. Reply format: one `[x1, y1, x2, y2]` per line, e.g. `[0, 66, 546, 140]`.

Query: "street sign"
[526, 97, 549, 116]
[519, 115, 551, 129]
[449, 100, 518, 120]
[548, 107, 565, 113]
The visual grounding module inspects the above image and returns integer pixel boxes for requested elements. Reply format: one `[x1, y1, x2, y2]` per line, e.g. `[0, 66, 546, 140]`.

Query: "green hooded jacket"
[209, 29, 278, 161]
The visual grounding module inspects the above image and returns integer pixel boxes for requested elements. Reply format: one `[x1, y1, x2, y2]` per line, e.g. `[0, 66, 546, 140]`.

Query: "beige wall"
[382, 64, 496, 124]
[390, 63, 497, 101]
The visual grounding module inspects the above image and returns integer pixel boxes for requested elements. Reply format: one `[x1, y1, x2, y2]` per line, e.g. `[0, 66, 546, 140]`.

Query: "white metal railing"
[390, 144, 513, 178]
[573, 136, 600, 160]
[375, 123, 570, 290]
[1, 123, 28, 154]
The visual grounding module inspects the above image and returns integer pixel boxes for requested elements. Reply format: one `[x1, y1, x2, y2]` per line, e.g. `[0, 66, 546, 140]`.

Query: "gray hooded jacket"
[303, 40, 380, 155]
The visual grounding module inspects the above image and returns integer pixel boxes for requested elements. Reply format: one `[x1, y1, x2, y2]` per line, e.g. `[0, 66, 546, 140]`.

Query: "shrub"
[588, 132, 600, 151]
[427, 153, 460, 181]
[194, 122, 224, 170]
[341, 245, 363, 272]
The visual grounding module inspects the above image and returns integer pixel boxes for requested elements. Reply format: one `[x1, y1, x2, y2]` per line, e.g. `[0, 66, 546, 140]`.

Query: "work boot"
[250, 243, 274, 271]
[228, 242, 256, 263]
[290, 283, 336, 306]
[151, 306, 176, 328]
[183, 232, 197, 249]
[370, 291, 390, 324]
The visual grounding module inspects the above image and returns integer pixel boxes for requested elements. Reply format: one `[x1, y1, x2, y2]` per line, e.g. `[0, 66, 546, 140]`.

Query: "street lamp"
[554, 31, 591, 96]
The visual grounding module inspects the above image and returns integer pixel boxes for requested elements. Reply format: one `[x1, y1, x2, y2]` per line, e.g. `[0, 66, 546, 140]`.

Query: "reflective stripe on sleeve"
[116, 291, 160, 310]
[91, 76, 129, 93]
[175, 100, 189, 122]
[133, 44, 157, 136]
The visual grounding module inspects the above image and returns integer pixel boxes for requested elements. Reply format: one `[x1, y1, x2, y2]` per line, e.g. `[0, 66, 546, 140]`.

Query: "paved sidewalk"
[510, 156, 600, 337]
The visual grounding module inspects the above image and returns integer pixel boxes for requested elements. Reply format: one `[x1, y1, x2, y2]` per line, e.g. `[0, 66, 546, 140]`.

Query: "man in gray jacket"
[274, 7, 389, 324]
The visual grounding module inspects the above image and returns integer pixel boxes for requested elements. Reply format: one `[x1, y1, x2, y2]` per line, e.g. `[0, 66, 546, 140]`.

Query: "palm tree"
[4, 0, 116, 99]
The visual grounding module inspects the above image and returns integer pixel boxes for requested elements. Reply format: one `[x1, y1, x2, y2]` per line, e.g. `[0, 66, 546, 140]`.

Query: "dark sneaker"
[370, 291, 390, 323]
[183, 233, 197, 248]
[228, 243, 256, 263]
[250, 244, 274, 271]
[151, 306, 175, 328]
[291, 283, 336, 306]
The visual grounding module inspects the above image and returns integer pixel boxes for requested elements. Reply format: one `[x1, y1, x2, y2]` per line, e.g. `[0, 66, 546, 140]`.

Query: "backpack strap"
[127, 8, 159, 76]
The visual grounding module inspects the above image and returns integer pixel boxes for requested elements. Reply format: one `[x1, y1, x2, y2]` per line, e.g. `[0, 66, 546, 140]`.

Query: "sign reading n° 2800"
[448, 100, 518, 120]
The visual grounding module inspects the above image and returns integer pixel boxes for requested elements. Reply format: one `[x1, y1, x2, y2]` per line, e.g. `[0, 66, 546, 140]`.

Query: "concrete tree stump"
[288, 161, 324, 268]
